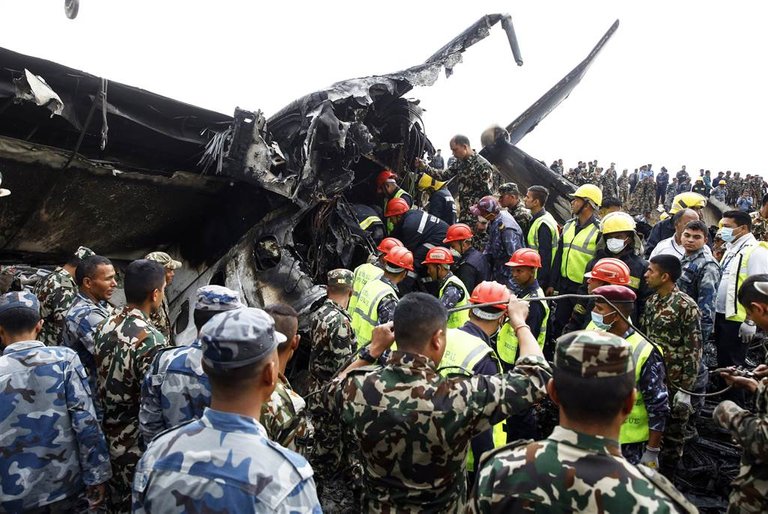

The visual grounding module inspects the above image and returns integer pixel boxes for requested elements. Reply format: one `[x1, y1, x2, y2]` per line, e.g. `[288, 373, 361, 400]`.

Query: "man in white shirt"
[650, 209, 710, 259]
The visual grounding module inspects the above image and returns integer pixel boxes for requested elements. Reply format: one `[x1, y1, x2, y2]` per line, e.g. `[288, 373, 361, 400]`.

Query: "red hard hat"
[377, 237, 404, 254]
[385, 198, 410, 217]
[376, 170, 398, 188]
[383, 246, 414, 271]
[584, 258, 631, 286]
[421, 246, 454, 265]
[469, 281, 510, 311]
[443, 223, 473, 243]
[505, 248, 542, 268]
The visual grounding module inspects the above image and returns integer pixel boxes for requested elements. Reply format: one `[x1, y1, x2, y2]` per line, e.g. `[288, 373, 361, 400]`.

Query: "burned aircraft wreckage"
[0, 14, 737, 511]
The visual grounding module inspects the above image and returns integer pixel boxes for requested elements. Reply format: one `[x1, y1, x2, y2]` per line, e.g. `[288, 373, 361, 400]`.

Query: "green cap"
[327, 268, 354, 288]
[498, 182, 520, 195]
[554, 330, 634, 378]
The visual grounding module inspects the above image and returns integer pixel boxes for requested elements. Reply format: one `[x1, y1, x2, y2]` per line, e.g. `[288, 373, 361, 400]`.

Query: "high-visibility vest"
[725, 242, 768, 322]
[527, 211, 559, 265]
[496, 288, 549, 365]
[439, 328, 505, 471]
[440, 274, 470, 329]
[349, 262, 383, 315]
[351, 278, 397, 348]
[560, 219, 600, 283]
[385, 189, 408, 234]
[619, 331, 661, 444]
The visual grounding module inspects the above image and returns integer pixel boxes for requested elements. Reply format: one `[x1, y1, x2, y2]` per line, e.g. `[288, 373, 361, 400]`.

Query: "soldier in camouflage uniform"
[319, 292, 551, 513]
[145, 251, 182, 343]
[617, 169, 630, 205]
[132, 307, 321, 513]
[498, 182, 532, 237]
[260, 304, 314, 454]
[467, 330, 696, 514]
[640, 254, 703, 476]
[751, 193, 768, 242]
[630, 174, 657, 216]
[600, 164, 619, 203]
[0, 291, 111, 512]
[416, 134, 500, 226]
[94, 259, 169, 512]
[34, 245, 95, 346]
[139, 285, 243, 443]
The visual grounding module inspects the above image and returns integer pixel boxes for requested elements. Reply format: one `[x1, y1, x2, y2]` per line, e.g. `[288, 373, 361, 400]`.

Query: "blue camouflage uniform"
[678, 247, 721, 359]
[484, 210, 523, 288]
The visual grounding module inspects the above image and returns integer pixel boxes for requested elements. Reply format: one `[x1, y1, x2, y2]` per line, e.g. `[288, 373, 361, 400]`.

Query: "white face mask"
[606, 238, 627, 254]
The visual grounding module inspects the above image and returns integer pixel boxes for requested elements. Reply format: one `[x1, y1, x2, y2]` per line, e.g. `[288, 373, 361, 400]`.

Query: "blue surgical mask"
[591, 311, 614, 331]
[720, 227, 735, 243]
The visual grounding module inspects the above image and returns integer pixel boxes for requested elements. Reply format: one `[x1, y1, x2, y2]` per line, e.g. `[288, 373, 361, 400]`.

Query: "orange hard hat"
[377, 237, 404, 254]
[421, 246, 454, 265]
[584, 257, 631, 286]
[443, 223, 473, 243]
[376, 170, 398, 188]
[385, 198, 410, 217]
[469, 281, 510, 311]
[505, 248, 542, 268]
[383, 246, 414, 271]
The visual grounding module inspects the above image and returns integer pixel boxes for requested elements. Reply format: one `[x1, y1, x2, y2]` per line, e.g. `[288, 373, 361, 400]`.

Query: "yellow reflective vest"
[527, 211, 559, 265]
[725, 241, 768, 322]
[440, 274, 470, 329]
[351, 278, 397, 348]
[560, 218, 600, 283]
[349, 262, 383, 315]
[496, 287, 549, 366]
[619, 331, 661, 444]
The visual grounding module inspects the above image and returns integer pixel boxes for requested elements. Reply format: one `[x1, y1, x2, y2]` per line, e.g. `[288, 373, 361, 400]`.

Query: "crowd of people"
[2, 134, 768, 513]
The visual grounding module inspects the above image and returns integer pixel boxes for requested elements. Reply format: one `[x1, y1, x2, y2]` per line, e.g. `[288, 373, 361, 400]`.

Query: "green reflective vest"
[725, 242, 768, 322]
[496, 288, 549, 365]
[351, 278, 397, 348]
[560, 219, 600, 283]
[619, 331, 660, 444]
[527, 211, 559, 265]
[440, 274, 470, 329]
[349, 262, 383, 315]
[385, 189, 408, 234]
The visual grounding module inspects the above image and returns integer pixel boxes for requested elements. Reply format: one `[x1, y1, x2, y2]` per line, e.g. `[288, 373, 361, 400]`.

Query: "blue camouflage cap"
[195, 285, 243, 312]
[200, 307, 286, 370]
[75, 246, 95, 259]
[0, 291, 40, 315]
[554, 330, 634, 378]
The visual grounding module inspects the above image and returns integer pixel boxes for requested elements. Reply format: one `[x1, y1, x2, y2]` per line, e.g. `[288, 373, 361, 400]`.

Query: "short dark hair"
[761, 193, 768, 207]
[683, 220, 708, 236]
[264, 303, 298, 352]
[203, 360, 265, 394]
[601, 197, 622, 209]
[723, 210, 752, 231]
[66, 254, 84, 267]
[553, 368, 635, 424]
[393, 293, 447, 352]
[527, 185, 549, 205]
[738, 274, 768, 308]
[649, 254, 682, 282]
[0, 308, 41, 335]
[451, 134, 470, 147]
[124, 259, 165, 304]
[75, 256, 113, 286]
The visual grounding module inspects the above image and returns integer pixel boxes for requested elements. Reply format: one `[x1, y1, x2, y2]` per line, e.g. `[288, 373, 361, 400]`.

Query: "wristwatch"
[359, 346, 378, 364]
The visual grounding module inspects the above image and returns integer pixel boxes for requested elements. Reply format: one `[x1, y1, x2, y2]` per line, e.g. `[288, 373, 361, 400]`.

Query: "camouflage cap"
[145, 251, 182, 270]
[75, 246, 95, 259]
[194, 285, 243, 312]
[200, 307, 286, 370]
[327, 268, 354, 288]
[554, 330, 634, 378]
[498, 182, 520, 195]
[0, 291, 40, 315]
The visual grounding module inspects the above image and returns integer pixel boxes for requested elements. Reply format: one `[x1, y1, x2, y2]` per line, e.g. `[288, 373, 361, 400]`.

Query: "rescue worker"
[422, 246, 469, 328]
[551, 184, 603, 338]
[589, 285, 669, 467]
[377, 169, 412, 234]
[468, 330, 697, 514]
[350, 245, 413, 348]
[352, 203, 385, 245]
[348, 236, 403, 315]
[498, 182, 531, 237]
[645, 191, 707, 258]
[443, 223, 490, 294]
[524, 185, 559, 293]
[417, 173, 457, 226]
[470, 195, 523, 290]
[692, 176, 707, 196]
[584, 257, 632, 293]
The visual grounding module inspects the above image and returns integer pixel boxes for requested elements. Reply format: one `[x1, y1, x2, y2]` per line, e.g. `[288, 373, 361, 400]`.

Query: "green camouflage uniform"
[94, 306, 168, 512]
[498, 183, 532, 236]
[468, 330, 696, 514]
[261, 373, 314, 454]
[617, 172, 630, 204]
[751, 211, 768, 242]
[308, 297, 356, 394]
[426, 153, 500, 226]
[148, 300, 172, 342]
[714, 380, 768, 513]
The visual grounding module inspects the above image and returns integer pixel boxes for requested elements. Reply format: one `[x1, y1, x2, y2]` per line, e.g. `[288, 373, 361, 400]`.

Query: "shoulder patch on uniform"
[635, 464, 697, 512]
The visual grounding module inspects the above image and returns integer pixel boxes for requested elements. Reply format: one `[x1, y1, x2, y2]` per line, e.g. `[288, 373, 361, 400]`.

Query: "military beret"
[554, 330, 634, 378]
[498, 182, 520, 195]
[328, 269, 354, 288]
[145, 251, 182, 270]
[75, 246, 95, 260]
[0, 291, 40, 315]
[470, 195, 501, 216]
[201, 307, 286, 370]
[195, 285, 243, 312]
[592, 285, 637, 303]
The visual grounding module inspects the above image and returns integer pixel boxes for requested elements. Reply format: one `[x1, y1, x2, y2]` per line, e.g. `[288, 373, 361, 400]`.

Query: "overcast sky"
[3, 1, 767, 177]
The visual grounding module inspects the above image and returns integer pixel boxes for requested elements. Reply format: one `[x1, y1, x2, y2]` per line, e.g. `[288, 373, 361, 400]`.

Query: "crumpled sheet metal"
[13, 69, 63, 116]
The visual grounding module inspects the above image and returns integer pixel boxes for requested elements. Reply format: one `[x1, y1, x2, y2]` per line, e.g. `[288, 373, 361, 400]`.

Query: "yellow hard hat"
[659, 211, 670, 221]
[671, 191, 707, 213]
[600, 211, 636, 234]
[417, 173, 447, 191]
[571, 184, 603, 208]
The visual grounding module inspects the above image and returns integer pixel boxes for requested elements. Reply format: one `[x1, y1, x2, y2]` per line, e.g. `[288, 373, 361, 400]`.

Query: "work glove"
[640, 446, 660, 469]
[739, 321, 757, 344]
[672, 391, 693, 416]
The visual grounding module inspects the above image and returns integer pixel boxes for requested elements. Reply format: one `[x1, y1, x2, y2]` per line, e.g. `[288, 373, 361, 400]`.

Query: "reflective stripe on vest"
[619, 332, 657, 444]
[351, 279, 396, 348]
[560, 220, 600, 283]
[385, 189, 408, 234]
[527, 212, 559, 265]
[727, 242, 768, 322]
[496, 288, 549, 364]
[440, 274, 470, 328]
[349, 263, 383, 315]
[359, 216, 381, 231]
